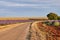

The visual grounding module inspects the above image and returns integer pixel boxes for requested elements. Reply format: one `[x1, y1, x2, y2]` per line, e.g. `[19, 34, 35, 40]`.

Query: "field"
[0, 17, 48, 25]
[0, 17, 60, 40]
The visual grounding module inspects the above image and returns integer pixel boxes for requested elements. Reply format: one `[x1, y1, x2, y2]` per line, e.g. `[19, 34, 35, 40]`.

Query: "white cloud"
[0, 0, 60, 17]
[0, 1, 42, 7]
[13, 0, 60, 6]
[0, 0, 60, 8]
[0, 1, 40, 7]
[13, 0, 60, 3]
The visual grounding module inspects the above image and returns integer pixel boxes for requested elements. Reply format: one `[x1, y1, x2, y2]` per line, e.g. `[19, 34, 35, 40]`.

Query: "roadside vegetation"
[47, 12, 60, 20]
[44, 12, 60, 27]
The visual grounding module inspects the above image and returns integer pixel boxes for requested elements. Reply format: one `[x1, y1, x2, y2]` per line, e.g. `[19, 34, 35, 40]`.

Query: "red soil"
[36, 22, 60, 37]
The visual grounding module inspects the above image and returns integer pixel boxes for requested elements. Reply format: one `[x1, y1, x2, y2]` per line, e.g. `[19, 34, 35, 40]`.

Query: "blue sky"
[0, 0, 60, 17]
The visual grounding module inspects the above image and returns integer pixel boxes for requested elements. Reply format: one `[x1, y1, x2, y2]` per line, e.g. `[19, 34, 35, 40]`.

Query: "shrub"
[58, 16, 60, 20]
[47, 12, 58, 20]
[44, 21, 52, 26]
[53, 21, 60, 27]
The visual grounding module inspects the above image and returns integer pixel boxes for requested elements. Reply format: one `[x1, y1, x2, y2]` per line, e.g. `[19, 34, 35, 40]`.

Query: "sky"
[0, 0, 60, 17]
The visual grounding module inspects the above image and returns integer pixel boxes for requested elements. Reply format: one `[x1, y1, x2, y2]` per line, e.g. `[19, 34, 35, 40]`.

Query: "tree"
[47, 12, 58, 20]
[58, 16, 60, 20]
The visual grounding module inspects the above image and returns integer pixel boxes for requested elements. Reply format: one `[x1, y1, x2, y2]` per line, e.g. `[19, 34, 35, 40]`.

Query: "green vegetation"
[53, 21, 60, 27]
[43, 12, 60, 27]
[44, 21, 60, 27]
[47, 12, 60, 20]
[44, 21, 52, 26]
[58, 16, 60, 20]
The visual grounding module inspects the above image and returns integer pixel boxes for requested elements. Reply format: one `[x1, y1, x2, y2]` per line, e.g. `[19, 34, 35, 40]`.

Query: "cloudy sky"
[0, 0, 60, 17]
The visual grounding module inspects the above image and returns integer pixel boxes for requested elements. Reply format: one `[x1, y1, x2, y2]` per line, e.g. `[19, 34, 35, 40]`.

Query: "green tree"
[47, 12, 58, 20]
[58, 16, 60, 20]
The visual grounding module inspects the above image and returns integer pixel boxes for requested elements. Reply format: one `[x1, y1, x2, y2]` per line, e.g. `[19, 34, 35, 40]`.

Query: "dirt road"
[0, 22, 32, 40]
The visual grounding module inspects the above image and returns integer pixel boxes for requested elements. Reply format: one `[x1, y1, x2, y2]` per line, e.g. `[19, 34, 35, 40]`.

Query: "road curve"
[0, 22, 32, 40]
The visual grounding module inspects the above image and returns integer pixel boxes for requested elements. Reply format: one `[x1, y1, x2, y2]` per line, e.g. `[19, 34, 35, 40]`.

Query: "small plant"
[44, 20, 60, 26]
[53, 21, 60, 27]
[44, 21, 52, 26]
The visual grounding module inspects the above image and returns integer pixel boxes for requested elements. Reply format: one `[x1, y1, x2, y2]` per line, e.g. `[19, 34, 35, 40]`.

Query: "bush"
[44, 21, 52, 26]
[58, 16, 60, 20]
[53, 21, 60, 27]
[47, 12, 58, 20]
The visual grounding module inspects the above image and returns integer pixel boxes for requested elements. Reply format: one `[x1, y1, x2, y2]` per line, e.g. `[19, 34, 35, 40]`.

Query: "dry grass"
[0, 17, 48, 20]
[0, 17, 29, 20]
